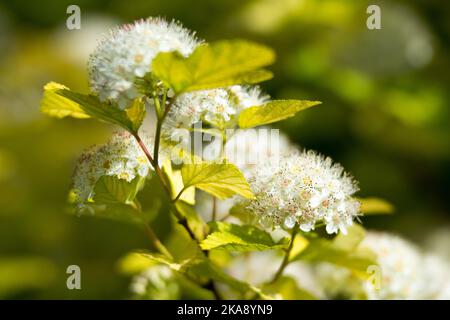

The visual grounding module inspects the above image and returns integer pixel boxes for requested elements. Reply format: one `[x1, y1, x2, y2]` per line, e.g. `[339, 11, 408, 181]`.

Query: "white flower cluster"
[360, 232, 425, 299]
[239, 150, 360, 234]
[224, 128, 293, 177]
[317, 232, 450, 299]
[130, 264, 180, 299]
[72, 131, 153, 206]
[88, 17, 201, 107]
[163, 85, 269, 137]
[195, 129, 293, 221]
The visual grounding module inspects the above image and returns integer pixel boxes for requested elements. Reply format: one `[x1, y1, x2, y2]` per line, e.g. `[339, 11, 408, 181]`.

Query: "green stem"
[130, 201, 173, 260]
[161, 94, 176, 121]
[153, 118, 163, 166]
[211, 197, 217, 221]
[211, 130, 227, 222]
[172, 187, 186, 203]
[133, 133, 169, 192]
[133, 132, 198, 242]
[269, 224, 299, 284]
[143, 224, 173, 259]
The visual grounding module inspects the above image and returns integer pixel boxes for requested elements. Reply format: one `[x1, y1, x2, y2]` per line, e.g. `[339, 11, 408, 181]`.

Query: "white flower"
[195, 129, 293, 221]
[316, 232, 450, 300]
[88, 17, 201, 107]
[72, 131, 154, 206]
[224, 128, 293, 178]
[361, 232, 425, 299]
[130, 264, 180, 299]
[238, 150, 360, 234]
[163, 85, 269, 136]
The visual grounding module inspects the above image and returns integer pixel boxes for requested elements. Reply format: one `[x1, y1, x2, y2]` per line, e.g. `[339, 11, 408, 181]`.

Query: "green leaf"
[162, 160, 195, 205]
[40, 82, 146, 133]
[178, 277, 215, 300]
[200, 222, 288, 251]
[40, 82, 90, 119]
[117, 252, 156, 275]
[93, 175, 145, 205]
[152, 40, 275, 93]
[262, 276, 317, 300]
[83, 175, 158, 226]
[294, 225, 377, 274]
[238, 99, 321, 128]
[358, 197, 394, 215]
[181, 162, 254, 200]
[125, 97, 147, 133]
[332, 224, 367, 252]
[139, 250, 269, 299]
[174, 201, 207, 241]
[86, 202, 160, 226]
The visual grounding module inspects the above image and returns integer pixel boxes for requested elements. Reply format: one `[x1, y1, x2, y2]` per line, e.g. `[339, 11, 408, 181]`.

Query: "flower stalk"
[269, 223, 299, 284]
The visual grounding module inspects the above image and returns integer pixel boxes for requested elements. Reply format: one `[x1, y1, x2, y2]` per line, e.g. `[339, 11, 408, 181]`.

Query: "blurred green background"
[0, 0, 448, 299]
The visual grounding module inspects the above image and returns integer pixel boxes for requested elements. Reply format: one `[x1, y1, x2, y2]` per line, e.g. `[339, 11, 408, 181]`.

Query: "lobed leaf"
[85, 176, 158, 226]
[139, 250, 269, 299]
[40, 82, 90, 119]
[200, 222, 288, 251]
[152, 40, 275, 93]
[181, 162, 254, 200]
[294, 225, 377, 274]
[239, 99, 321, 128]
[162, 160, 195, 205]
[174, 201, 207, 241]
[262, 276, 317, 300]
[40, 82, 146, 133]
[93, 175, 146, 205]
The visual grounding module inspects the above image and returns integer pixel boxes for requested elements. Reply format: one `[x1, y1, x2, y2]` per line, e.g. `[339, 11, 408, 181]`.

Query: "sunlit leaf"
[294, 225, 377, 274]
[152, 40, 275, 93]
[40, 82, 90, 119]
[82, 176, 159, 226]
[358, 197, 394, 215]
[117, 252, 155, 275]
[125, 97, 147, 133]
[263, 276, 317, 300]
[139, 250, 269, 299]
[181, 162, 254, 200]
[239, 99, 321, 128]
[200, 222, 288, 251]
[93, 175, 146, 205]
[40, 82, 146, 133]
[174, 201, 207, 241]
[162, 160, 195, 205]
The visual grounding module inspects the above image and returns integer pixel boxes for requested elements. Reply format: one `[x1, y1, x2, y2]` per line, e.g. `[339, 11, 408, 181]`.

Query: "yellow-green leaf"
[152, 40, 275, 93]
[181, 162, 254, 200]
[125, 97, 147, 133]
[263, 276, 317, 300]
[200, 222, 288, 251]
[359, 197, 394, 215]
[139, 250, 269, 298]
[40, 82, 146, 133]
[162, 160, 195, 205]
[238, 99, 321, 128]
[40, 82, 90, 119]
[294, 225, 377, 274]
[174, 201, 207, 241]
[93, 175, 145, 205]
